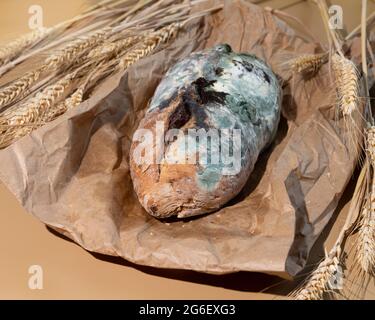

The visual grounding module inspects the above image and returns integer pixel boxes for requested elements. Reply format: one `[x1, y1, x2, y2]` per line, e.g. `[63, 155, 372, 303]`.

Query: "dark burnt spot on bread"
[156, 91, 180, 111]
[168, 97, 192, 130]
[192, 77, 228, 105]
[182, 90, 209, 129]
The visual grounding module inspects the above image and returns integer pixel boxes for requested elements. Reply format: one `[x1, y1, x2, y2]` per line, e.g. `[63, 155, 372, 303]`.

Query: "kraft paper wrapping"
[0, 0, 366, 278]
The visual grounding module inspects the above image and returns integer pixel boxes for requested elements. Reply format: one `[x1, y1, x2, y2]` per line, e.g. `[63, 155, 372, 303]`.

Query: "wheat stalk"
[294, 246, 341, 300]
[314, 0, 344, 54]
[346, 10, 375, 41]
[332, 54, 360, 117]
[356, 0, 375, 275]
[0, 0, 151, 77]
[361, 0, 372, 121]
[289, 53, 328, 74]
[0, 22, 181, 147]
[0, 4, 216, 146]
[0, 28, 51, 66]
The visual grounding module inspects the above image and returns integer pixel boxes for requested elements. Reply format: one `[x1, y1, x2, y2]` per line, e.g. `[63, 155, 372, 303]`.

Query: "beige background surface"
[0, 0, 374, 299]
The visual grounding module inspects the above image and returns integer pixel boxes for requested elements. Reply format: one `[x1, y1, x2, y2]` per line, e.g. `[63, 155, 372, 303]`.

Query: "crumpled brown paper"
[0, 0, 364, 278]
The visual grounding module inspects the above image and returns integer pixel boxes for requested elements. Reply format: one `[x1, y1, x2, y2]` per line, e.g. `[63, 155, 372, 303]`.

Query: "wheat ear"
[45, 27, 111, 69]
[40, 86, 84, 122]
[0, 28, 109, 111]
[118, 23, 180, 70]
[294, 246, 341, 300]
[357, 204, 375, 274]
[0, 28, 50, 66]
[289, 53, 328, 74]
[332, 54, 360, 117]
[357, 127, 375, 274]
[0, 73, 76, 148]
[0, 67, 45, 110]
[88, 35, 141, 60]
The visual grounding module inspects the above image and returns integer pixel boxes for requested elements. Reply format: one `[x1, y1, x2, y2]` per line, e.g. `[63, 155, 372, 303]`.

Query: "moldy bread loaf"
[130, 44, 282, 219]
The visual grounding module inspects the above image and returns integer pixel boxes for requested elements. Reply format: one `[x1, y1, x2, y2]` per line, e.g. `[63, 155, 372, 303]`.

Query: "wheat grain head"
[45, 27, 111, 69]
[0, 28, 51, 67]
[356, 127, 375, 274]
[0, 67, 45, 110]
[290, 52, 328, 74]
[118, 23, 180, 70]
[88, 35, 141, 60]
[332, 54, 360, 117]
[40, 86, 84, 122]
[0, 73, 76, 148]
[293, 246, 341, 300]
[0, 27, 109, 111]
